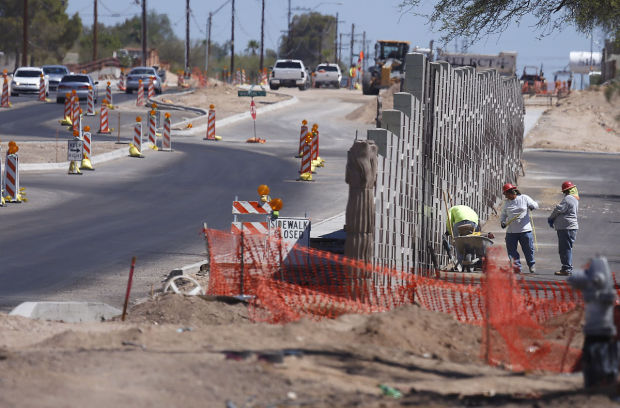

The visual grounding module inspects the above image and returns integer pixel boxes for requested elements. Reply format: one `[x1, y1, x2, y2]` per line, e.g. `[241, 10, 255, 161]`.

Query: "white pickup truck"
[269, 59, 310, 91]
[313, 63, 342, 88]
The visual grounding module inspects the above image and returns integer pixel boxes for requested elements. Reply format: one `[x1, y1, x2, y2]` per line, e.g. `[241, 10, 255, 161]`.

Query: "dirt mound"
[526, 86, 619, 152]
[123, 293, 251, 326]
[345, 83, 399, 124]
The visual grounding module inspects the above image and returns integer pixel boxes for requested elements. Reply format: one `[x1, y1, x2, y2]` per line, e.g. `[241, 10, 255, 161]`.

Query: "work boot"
[554, 270, 571, 276]
[528, 265, 536, 274]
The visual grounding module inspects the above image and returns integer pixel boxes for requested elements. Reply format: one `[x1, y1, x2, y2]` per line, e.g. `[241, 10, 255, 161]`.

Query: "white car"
[269, 59, 310, 91]
[11, 67, 49, 97]
[313, 63, 342, 88]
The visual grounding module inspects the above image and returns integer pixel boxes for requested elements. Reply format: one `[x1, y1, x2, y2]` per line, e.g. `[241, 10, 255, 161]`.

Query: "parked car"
[269, 59, 310, 91]
[56, 74, 99, 103]
[42, 65, 70, 91]
[10, 67, 48, 96]
[125, 66, 162, 94]
[314, 63, 342, 88]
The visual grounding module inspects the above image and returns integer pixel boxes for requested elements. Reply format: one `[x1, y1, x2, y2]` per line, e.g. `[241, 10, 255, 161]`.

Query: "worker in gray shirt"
[548, 181, 579, 276]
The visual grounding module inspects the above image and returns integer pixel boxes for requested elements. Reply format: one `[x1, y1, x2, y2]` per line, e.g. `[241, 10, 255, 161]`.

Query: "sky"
[67, 0, 603, 83]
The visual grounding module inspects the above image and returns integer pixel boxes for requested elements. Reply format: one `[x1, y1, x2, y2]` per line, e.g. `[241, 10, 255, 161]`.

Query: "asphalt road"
[0, 88, 199, 143]
[0, 88, 372, 311]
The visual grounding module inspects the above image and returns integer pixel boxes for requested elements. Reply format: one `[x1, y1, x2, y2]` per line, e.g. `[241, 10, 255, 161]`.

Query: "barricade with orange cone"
[129, 117, 143, 158]
[260, 69, 268, 86]
[71, 90, 80, 132]
[86, 86, 96, 116]
[310, 124, 325, 167]
[296, 120, 308, 157]
[162, 113, 172, 151]
[1, 70, 11, 108]
[136, 79, 144, 106]
[298, 136, 313, 181]
[80, 126, 94, 170]
[147, 77, 155, 101]
[204, 104, 222, 141]
[68, 129, 83, 175]
[4, 141, 26, 202]
[105, 81, 113, 108]
[60, 93, 72, 125]
[98, 99, 111, 134]
[38, 74, 46, 102]
[148, 109, 158, 150]
[118, 72, 126, 91]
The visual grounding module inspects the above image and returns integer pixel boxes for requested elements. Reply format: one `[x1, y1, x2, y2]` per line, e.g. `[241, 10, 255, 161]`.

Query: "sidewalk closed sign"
[269, 217, 310, 265]
[67, 140, 83, 161]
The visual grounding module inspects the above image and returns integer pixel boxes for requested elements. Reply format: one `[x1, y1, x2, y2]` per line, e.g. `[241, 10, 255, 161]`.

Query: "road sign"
[250, 99, 256, 120]
[238, 89, 267, 97]
[67, 139, 83, 161]
[269, 217, 311, 266]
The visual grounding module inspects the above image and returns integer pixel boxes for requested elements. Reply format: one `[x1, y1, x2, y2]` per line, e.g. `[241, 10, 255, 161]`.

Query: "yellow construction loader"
[362, 40, 410, 95]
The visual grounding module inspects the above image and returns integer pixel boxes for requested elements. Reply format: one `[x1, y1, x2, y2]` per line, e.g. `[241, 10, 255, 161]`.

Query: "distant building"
[436, 50, 517, 76]
[116, 48, 160, 67]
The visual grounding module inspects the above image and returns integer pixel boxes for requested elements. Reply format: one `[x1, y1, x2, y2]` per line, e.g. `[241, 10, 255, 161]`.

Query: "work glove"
[501, 222, 506, 229]
[547, 218, 554, 228]
[528, 205, 536, 211]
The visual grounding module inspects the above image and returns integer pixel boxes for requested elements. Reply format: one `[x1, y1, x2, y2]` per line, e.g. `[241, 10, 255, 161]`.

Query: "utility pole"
[339, 33, 342, 66]
[141, 0, 147, 66]
[206, 13, 212, 73]
[230, 0, 235, 76]
[334, 12, 338, 64]
[260, 0, 265, 71]
[362, 31, 366, 70]
[286, 0, 291, 56]
[22, 0, 28, 66]
[349, 23, 354, 69]
[93, 0, 98, 61]
[185, 0, 190, 74]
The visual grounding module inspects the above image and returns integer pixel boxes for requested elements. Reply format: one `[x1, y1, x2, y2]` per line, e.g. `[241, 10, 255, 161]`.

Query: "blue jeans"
[557, 229, 577, 272]
[505, 231, 535, 271]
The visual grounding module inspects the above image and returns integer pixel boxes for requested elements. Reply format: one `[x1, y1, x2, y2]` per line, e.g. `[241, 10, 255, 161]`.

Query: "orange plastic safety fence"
[203, 227, 602, 372]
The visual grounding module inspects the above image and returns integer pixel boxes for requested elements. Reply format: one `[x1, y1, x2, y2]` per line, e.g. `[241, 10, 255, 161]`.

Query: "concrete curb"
[9, 301, 121, 323]
[523, 148, 620, 156]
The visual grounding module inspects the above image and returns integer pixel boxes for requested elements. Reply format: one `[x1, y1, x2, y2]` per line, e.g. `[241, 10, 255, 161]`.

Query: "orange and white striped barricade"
[85, 86, 95, 116]
[161, 113, 172, 151]
[136, 79, 144, 106]
[129, 117, 143, 158]
[68, 130, 83, 175]
[232, 200, 272, 216]
[38, 74, 46, 102]
[260, 69, 268, 86]
[297, 120, 308, 157]
[71, 91, 80, 132]
[298, 141, 312, 181]
[147, 110, 158, 150]
[1, 72, 10, 108]
[105, 81, 113, 107]
[312, 129, 319, 161]
[241, 69, 246, 85]
[4, 153, 22, 202]
[231, 221, 269, 235]
[205, 104, 216, 140]
[61, 93, 72, 125]
[98, 99, 111, 134]
[147, 77, 155, 101]
[118, 73, 126, 91]
[80, 126, 94, 170]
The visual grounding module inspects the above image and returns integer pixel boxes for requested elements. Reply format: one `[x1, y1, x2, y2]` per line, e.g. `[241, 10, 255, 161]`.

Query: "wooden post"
[121, 256, 136, 321]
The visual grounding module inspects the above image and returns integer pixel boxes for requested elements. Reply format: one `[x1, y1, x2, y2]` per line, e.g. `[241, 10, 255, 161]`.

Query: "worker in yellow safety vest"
[446, 205, 480, 238]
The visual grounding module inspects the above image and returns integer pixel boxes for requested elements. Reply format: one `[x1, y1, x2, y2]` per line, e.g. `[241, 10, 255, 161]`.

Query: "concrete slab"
[9, 301, 121, 323]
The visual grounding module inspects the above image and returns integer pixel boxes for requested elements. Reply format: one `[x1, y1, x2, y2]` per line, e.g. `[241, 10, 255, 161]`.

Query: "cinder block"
[367, 128, 388, 156]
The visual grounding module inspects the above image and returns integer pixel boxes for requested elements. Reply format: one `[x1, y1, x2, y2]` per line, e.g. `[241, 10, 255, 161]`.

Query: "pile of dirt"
[124, 293, 251, 326]
[345, 83, 399, 124]
[526, 86, 620, 152]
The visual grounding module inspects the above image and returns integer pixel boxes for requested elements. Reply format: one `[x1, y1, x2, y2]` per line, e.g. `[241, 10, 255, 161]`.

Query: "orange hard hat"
[502, 183, 517, 194]
[561, 181, 576, 192]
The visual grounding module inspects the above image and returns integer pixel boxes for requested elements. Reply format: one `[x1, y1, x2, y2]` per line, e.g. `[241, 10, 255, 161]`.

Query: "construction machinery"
[362, 40, 410, 95]
[520, 65, 547, 93]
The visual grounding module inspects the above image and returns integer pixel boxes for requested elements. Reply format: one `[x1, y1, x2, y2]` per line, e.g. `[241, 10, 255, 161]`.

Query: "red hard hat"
[561, 181, 576, 192]
[502, 183, 517, 194]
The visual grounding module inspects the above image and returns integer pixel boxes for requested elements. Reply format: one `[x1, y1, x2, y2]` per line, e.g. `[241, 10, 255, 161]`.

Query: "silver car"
[56, 74, 99, 103]
[125, 67, 162, 94]
[42, 65, 70, 91]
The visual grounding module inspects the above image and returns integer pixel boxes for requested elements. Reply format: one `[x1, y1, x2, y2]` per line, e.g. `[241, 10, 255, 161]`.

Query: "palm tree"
[246, 40, 260, 56]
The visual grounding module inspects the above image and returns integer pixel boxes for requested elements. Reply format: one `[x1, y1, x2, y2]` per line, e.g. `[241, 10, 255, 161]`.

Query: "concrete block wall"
[368, 52, 524, 274]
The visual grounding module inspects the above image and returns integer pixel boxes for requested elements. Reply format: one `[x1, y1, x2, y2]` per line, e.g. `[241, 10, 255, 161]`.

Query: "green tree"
[0, 0, 81, 66]
[279, 12, 337, 68]
[245, 40, 260, 56]
[399, 0, 620, 44]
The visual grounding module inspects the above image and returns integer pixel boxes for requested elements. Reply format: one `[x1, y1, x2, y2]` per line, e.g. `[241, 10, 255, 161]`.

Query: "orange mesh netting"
[203, 227, 602, 372]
